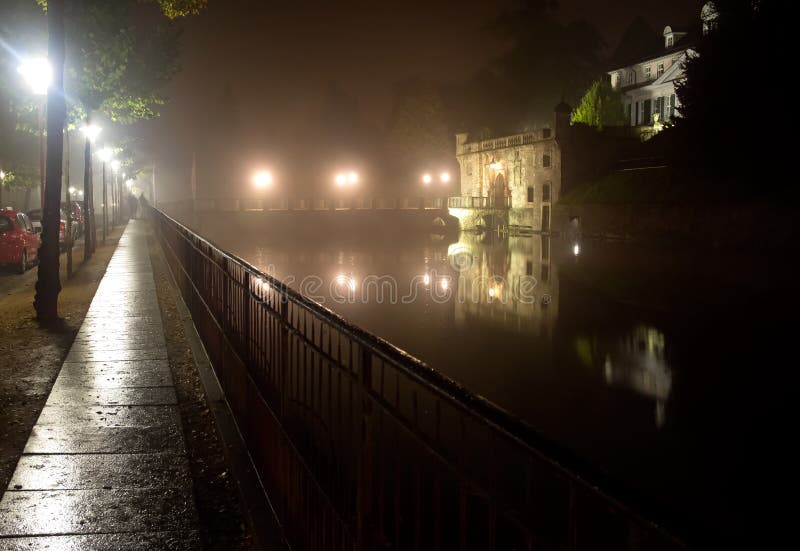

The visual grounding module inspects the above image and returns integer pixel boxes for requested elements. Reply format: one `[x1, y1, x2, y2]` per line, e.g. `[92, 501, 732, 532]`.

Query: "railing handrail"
[152, 206, 688, 548]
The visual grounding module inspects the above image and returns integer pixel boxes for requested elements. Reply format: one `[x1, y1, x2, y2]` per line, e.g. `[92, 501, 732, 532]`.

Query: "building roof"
[608, 19, 698, 71]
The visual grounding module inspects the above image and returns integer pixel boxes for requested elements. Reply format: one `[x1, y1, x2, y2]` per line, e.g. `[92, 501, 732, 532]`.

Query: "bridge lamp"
[253, 171, 273, 189]
[335, 173, 347, 187]
[347, 171, 359, 185]
[17, 57, 52, 96]
[422, 173, 432, 185]
[440, 172, 451, 184]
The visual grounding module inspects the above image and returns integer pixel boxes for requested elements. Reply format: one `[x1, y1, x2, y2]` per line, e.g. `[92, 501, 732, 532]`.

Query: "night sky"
[127, 0, 702, 196]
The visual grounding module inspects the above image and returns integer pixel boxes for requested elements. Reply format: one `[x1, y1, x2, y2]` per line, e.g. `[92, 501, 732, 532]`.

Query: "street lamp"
[79, 124, 102, 143]
[96, 147, 113, 244]
[422, 173, 432, 185]
[440, 172, 450, 183]
[78, 124, 101, 255]
[17, 57, 52, 210]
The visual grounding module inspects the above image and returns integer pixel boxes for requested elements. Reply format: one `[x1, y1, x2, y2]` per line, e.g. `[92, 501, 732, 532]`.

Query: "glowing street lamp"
[110, 160, 121, 173]
[422, 173, 432, 185]
[17, 57, 52, 96]
[253, 171, 273, 189]
[348, 171, 359, 184]
[335, 173, 347, 187]
[18, 57, 52, 210]
[440, 172, 451, 183]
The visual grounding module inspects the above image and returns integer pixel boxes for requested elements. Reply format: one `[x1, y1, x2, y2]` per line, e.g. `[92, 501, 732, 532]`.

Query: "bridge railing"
[150, 207, 686, 551]
[185, 197, 448, 213]
[448, 195, 513, 209]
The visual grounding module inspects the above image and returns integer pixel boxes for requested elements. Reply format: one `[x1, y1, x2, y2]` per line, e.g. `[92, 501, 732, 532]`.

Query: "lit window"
[666, 35, 674, 47]
[657, 63, 664, 78]
[644, 66, 652, 80]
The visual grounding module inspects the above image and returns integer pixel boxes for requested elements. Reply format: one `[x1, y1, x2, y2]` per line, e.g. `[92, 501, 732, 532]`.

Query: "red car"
[0, 209, 40, 273]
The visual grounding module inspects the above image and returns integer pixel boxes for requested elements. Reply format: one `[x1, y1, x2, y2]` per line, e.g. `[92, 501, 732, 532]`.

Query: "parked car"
[0, 208, 40, 273]
[26, 208, 72, 249]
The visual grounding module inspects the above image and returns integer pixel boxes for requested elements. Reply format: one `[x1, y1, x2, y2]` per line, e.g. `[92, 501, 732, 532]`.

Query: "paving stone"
[59, 359, 170, 375]
[23, 425, 185, 454]
[0, 531, 201, 551]
[53, 366, 173, 389]
[65, 347, 168, 363]
[0, 488, 197, 536]
[8, 453, 191, 491]
[66, 338, 168, 353]
[36, 405, 181, 427]
[45, 386, 177, 406]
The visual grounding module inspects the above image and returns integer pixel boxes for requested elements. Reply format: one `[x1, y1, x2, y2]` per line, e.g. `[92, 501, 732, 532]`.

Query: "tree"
[571, 78, 627, 130]
[463, 0, 604, 133]
[385, 79, 451, 187]
[671, 0, 789, 193]
[32, 0, 208, 323]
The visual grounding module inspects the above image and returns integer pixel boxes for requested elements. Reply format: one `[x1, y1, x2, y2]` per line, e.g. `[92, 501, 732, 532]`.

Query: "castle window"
[542, 153, 551, 168]
[542, 128, 551, 138]
[542, 182, 552, 202]
[527, 186, 534, 203]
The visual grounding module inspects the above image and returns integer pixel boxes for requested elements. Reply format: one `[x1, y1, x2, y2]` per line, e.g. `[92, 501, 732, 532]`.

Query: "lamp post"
[97, 147, 113, 244]
[17, 57, 52, 210]
[79, 124, 101, 256]
[111, 159, 121, 227]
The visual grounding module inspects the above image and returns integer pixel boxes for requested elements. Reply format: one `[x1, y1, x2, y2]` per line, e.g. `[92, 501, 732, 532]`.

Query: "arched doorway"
[492, 173, 506, 206]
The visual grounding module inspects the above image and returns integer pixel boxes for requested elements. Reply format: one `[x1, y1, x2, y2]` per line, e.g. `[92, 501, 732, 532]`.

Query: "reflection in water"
[449, 233, 559, 339]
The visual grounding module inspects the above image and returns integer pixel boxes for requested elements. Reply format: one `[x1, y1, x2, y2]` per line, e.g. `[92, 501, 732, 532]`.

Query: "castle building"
[448, 104, 571, 234]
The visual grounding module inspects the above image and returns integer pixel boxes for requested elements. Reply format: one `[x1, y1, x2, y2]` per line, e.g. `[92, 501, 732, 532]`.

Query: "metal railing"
[448, 196, 513, 209]
[150, 208, 686, 551]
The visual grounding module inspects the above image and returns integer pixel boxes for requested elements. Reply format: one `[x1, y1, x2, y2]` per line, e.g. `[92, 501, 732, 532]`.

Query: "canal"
[183, 216, 792, 544]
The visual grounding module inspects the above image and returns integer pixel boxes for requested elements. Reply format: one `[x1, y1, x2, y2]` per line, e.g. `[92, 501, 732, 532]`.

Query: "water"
[189, 218, 792, 542]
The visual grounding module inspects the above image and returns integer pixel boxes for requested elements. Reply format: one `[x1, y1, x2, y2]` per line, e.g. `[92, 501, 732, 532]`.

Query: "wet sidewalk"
[0, 220, 200, 549]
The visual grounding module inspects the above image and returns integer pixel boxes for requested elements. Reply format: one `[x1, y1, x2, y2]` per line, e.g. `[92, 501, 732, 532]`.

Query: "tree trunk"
[34, 0, 66, 323]
[83, 116, 94, 260]
[65, 127, 73, 278]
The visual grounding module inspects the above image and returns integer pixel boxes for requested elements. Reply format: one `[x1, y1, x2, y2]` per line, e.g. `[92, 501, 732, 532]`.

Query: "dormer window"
[657, 63, 664, 78]
[644, 65, 652, 80]
[666, 35, 674, 47]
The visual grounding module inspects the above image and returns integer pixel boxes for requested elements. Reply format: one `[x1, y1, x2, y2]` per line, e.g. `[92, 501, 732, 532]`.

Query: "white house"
[608, 2, 717, 127]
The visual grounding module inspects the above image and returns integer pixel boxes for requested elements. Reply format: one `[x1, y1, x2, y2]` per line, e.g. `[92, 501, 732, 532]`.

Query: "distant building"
[608, 2, 717, 127]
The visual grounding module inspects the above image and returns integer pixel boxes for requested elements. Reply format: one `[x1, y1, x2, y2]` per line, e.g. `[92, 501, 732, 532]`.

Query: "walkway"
[0, 221, 200, 549]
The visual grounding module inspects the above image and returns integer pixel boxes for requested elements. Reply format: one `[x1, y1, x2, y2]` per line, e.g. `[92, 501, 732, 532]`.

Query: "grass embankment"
[559, 168, 690, 205]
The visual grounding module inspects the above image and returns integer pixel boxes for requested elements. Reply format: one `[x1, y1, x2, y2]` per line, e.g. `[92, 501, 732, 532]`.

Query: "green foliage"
[64, 0, 182, 123]
[570, 78, 627, 130]
[38, 0, 207, 18]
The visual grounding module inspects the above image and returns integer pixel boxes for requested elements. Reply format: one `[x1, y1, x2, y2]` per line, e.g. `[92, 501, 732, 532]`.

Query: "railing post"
[356, 344, 374, 551]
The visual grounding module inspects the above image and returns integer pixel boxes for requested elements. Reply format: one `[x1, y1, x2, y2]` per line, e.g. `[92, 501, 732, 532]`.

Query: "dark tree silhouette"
[672, 0, 789, 194]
